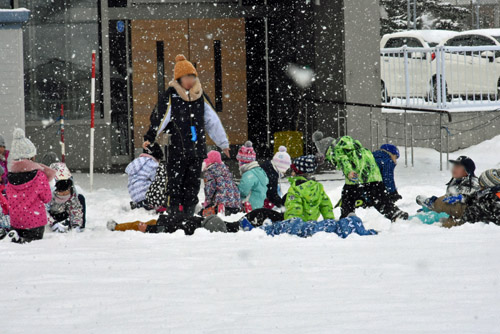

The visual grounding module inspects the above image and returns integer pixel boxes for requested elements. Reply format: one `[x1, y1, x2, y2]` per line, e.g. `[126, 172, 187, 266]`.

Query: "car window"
[384, 38, 404, 48]
[471, 35, 496, 46]
[493, 36, 500, 43]
[445, 36, 472, 47]
[404, 37, 423, 48]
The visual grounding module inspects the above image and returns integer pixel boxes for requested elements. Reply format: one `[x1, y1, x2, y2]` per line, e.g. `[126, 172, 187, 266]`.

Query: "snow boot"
[183, 204, 197, 217]
[107, 220, 117, 231]
[6, 230, 20, 243]
[416, 195, 438, 210]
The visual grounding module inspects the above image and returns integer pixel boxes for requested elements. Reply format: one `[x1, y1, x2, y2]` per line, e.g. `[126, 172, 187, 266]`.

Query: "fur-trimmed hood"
[168, 77, 203, 102]
[10, 160, 56, 181]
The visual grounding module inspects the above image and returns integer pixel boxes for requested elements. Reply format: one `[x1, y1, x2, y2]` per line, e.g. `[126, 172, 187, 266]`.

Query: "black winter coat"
[462, 186, 500, 224]
[260, 160, 284, 208]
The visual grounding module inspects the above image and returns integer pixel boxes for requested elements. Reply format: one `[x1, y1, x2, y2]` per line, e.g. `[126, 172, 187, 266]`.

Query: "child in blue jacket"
[372, 144, 402, 203]
[237, 141, 269, 210]
[125, 143, 164, 210]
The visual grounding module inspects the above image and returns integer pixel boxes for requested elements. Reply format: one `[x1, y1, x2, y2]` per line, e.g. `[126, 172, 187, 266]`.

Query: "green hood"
[285, 176, 335, 221]
[289, 176, 324, 206]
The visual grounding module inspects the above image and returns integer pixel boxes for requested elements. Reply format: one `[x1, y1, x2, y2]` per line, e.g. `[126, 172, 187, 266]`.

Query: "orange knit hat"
[174, 54, 198, 80]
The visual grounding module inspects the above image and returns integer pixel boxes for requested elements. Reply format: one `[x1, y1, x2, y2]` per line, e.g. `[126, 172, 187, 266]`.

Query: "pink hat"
[204, 150, 222, 167]
[236, 141, 257, 166]
[272, 146, 291, 175]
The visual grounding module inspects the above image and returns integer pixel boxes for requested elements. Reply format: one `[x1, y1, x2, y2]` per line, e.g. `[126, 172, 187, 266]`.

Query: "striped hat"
[236, 141, 256, 166]
[479, 169, 500, 188]
[272, 146, 291, 175]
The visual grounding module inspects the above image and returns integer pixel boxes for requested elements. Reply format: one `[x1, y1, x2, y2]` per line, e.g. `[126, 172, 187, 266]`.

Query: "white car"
[380, 30, 458, 102]
[436, 29, 500, 100]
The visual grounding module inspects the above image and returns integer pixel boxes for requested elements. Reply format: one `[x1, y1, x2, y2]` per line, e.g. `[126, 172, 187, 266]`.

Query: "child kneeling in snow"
[4, 129, 55, 243]
[313, 131, 408, 222]
[48, 163, 86, 233]
[260, 146, 292, 210]
[415, 156, 479, 222]
[237, 141, 269, 211]
[125, 143, 164, 210]
[202, 150, 241, 216]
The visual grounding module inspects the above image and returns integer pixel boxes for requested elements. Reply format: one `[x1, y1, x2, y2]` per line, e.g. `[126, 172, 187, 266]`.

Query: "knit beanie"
[479, 169, 500, 188]
[272, 146, 291, 175]
[312, 131, 335, 156]
[174, 54, 198, 80]
[204, 150, 222, 167]
[291, 155, 319, 175]
[236, 141, 257, 166]
[50, 162, 72, 181]
[10, 128, 37, 161]
[203, 215, 227, 233]
[0, 135, 5, 147]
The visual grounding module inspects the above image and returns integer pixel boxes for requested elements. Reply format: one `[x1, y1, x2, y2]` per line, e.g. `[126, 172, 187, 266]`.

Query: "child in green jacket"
[286, 154, 334, 221]
[313, 131, 408, 222]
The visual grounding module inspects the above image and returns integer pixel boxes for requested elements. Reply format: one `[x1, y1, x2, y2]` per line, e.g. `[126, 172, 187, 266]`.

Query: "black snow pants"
[14, 226, 45, 243]
[340, 182, 401, 220]
[166, 156, 203, 209]
[245, 208, 285, 227]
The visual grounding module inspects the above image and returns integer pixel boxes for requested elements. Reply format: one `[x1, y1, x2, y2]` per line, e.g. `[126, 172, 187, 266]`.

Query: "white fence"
[381, 45, 500, 109]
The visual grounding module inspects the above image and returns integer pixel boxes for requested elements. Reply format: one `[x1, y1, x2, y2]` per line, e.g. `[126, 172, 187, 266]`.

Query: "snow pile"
[2, 136, 500, 333]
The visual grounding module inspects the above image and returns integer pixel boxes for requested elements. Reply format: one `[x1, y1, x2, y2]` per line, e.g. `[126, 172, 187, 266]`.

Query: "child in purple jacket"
[202, 150, 241, 215]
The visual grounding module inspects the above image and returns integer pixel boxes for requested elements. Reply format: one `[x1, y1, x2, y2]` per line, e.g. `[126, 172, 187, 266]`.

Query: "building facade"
[2, 0, 381, 170]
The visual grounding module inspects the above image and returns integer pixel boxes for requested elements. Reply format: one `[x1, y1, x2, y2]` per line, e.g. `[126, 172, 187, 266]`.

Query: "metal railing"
[381, 45, 500, 109]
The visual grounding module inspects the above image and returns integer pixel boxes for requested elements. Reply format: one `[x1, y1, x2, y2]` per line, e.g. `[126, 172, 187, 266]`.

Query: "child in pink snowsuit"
[4, 129, 55, 243]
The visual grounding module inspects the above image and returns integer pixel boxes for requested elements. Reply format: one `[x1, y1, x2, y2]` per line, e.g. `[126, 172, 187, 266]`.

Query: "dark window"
[108, 0, 127, 7]
[471, 35, 496, 46]
[20, 0, 102, 121]
[445, 36, 472, 47]
[213, 40, 223, 113]
[384, 38, 405, 48]
[0, 0, 12, 9]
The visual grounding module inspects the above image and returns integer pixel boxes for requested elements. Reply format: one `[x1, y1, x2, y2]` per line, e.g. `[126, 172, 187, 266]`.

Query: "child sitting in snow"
[4, 128, 55, 243]
[47, 163, 85, 233]
[0, 134, 9, 185]
[260, 146, 291, 210]
[237, 141, 269, 211]
[372, 144, 402, 203]
[125, 143, 163, 210]
[202, 150, 241, 216]
[416, 156, 479, 217]
[312, 131, 408, 222]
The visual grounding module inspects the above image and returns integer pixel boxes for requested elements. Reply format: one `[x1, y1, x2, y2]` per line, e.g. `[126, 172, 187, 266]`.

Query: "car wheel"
[381, 81, 390, 103]
[431, 76, 450, 103]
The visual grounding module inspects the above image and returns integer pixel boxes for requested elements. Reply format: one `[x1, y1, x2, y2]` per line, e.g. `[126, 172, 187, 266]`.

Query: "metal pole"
[439, 114, 443, 171]
[403, 46, 410, 107]
[407, 0, 411, 29]
[404, 111, 408, 167]
[413, 0, 417, 29]
[370, 106, 373, 150]
[446, 128, 450, 170]
[60, 104, 65, 163]
[410, 124, 414, 167]
[376, 121, 379, 149]
[264, 6, 271, 149]
[476, 1, 481, 29]
[90, 50, 96, 192]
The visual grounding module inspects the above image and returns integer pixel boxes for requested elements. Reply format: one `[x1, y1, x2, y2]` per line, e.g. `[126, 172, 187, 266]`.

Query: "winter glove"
[347, 171, 359, 182]
[443, 194, 463, 204]
[52, 222, 69, 233]
[278, 206, 286, 213]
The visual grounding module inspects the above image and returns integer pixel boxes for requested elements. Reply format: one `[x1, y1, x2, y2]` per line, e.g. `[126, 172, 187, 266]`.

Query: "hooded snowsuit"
[238, 161, 269, 210]
[462, 186, 500, 224]
[284, 176, 334, 221]
[204, 162, 241, 210]
[125, 153, 159, 203]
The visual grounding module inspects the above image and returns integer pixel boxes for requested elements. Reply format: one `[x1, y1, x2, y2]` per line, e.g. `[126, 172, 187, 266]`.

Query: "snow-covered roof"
[0, 8, 30, 24]
[382, 30, 458, 45]
[463, 28, 500, 37]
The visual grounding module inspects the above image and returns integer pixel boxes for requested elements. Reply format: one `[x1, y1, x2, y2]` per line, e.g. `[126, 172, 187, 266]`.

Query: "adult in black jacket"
[143, 55, 229, 215]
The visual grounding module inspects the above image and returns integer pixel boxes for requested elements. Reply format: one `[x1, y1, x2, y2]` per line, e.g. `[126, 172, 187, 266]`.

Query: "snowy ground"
[2, 137, 500, 333]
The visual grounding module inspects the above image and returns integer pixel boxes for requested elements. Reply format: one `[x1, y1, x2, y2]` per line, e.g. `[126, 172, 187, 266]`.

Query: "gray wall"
[379, 111, 500, 153]
[0, 25, 26, 148]
[343, 0, 381, 148]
